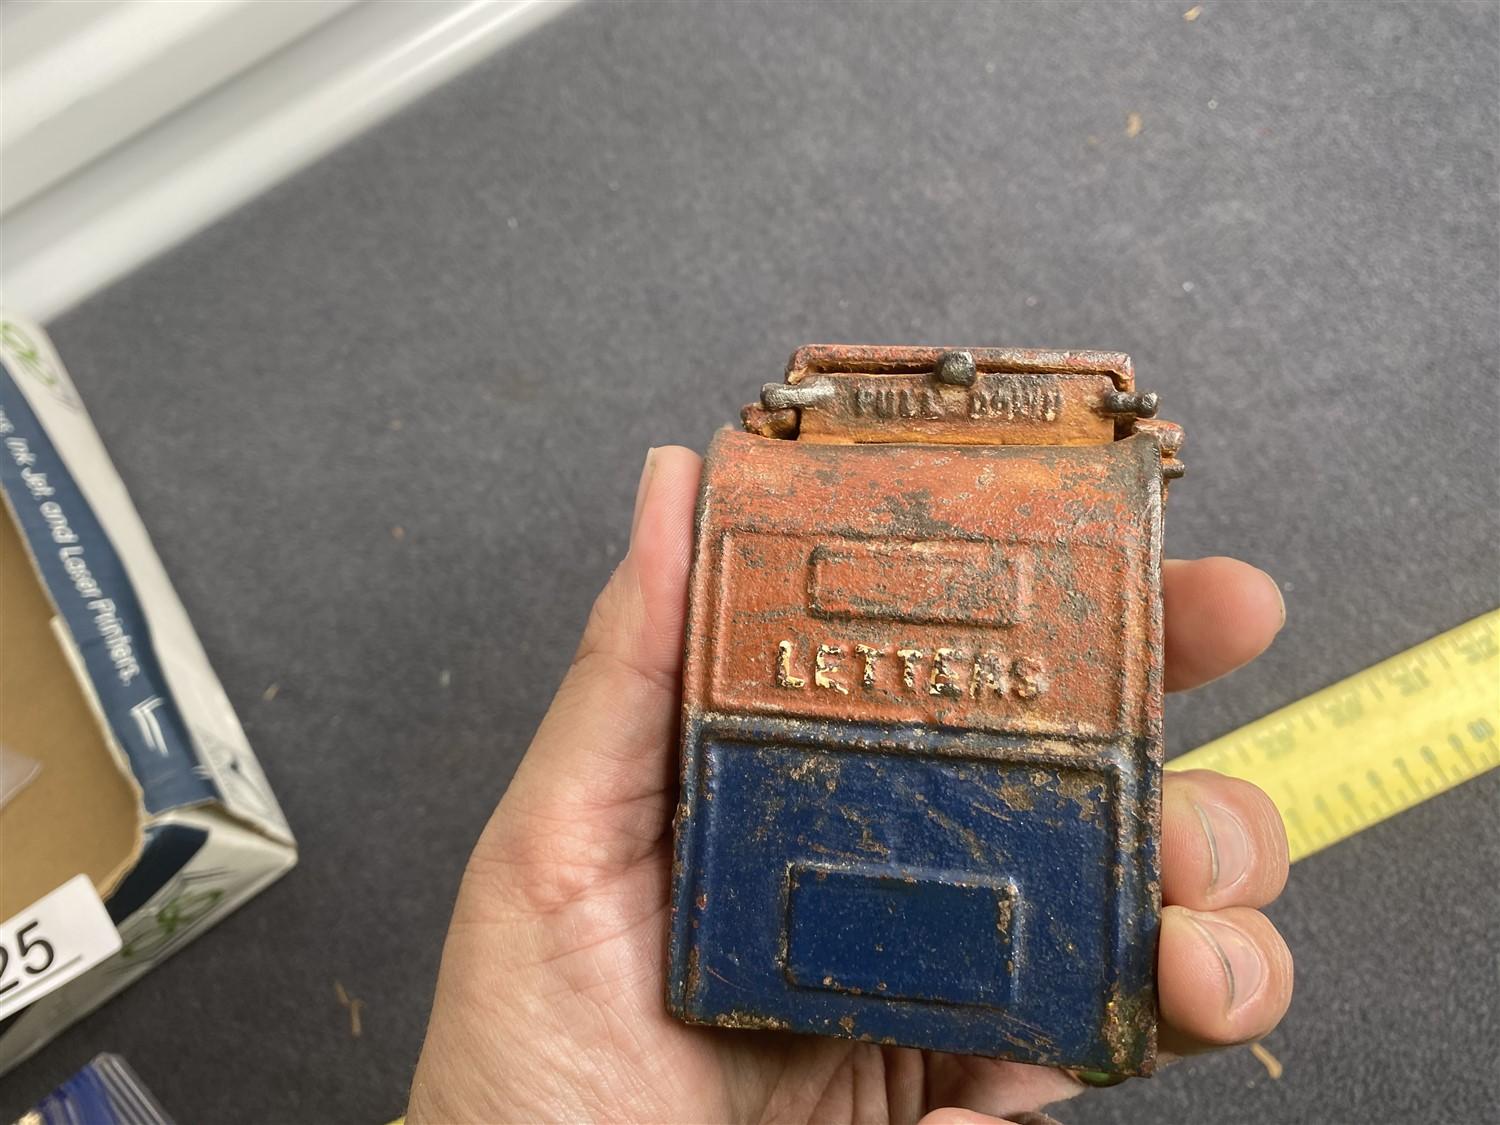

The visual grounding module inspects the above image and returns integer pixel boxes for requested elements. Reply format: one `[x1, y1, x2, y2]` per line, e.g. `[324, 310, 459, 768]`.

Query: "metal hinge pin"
[1102, 390, 1160, 418]
[934, 350, 978, 386]
[761, 380, 836, 411]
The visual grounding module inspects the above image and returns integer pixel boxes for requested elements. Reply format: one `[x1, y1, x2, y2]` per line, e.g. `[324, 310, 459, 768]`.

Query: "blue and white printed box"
[0, 314, 296, 1074]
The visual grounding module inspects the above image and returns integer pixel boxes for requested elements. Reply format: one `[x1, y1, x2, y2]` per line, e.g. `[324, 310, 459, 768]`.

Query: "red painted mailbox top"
[700, 346, 1181, 742]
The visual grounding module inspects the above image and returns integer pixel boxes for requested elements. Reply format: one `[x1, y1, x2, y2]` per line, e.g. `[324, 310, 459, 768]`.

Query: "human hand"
[408, 446, 1293, 1125]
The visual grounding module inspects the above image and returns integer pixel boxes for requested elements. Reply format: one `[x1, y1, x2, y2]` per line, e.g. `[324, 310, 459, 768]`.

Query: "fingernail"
[631, 448, 658, 542]
[1188, 913, 1266, 1016]
[1264, 570, 1286, 629]
[1068, 1069, 1129, 1089]
[1193, 798, 1253, 895]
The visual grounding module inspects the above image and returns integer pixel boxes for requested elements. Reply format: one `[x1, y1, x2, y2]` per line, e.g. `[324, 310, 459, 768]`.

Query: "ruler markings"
[1169, 609, 1500, 863]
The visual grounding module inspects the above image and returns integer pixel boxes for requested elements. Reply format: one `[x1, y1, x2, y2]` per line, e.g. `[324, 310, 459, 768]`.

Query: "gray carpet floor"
[4, 2, 1497, 1122]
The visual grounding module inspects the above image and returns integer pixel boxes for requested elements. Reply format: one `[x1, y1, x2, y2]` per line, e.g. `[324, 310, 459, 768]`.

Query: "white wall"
[1, 0, 575, 322]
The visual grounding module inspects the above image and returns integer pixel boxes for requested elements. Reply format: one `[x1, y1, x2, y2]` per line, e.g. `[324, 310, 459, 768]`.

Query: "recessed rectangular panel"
[810, 541, 1030, 627]
[668, 728, 1154, 1070]
[786, 864, 1016, 1008]
[709, 530, 1130, 737]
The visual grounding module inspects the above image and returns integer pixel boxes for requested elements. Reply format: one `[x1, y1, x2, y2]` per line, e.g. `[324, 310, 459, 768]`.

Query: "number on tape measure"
[0, 874, 122, 1021]
[1169, 609, 1500, 862]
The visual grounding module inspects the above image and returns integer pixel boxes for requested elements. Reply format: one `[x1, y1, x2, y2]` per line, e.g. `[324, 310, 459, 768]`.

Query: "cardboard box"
[0, 314, 295, 1073]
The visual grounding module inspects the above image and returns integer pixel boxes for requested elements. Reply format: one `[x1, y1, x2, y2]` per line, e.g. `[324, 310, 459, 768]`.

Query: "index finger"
[1165, 557, 1285, 692]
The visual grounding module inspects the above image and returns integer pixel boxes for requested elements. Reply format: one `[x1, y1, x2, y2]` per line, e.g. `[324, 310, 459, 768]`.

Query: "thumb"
[491, 445, 702, 867]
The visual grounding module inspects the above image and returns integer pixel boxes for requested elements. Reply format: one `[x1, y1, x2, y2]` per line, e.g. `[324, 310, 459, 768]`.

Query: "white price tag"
[0, 874, 121, 1020]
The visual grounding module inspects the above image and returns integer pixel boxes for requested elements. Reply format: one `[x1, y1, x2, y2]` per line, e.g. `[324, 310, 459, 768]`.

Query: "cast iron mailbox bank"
[668, 346, 1183, 1075]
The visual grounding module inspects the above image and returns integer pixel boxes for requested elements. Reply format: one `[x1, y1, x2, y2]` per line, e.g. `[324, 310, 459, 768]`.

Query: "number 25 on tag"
[0, 874, 122, 1020]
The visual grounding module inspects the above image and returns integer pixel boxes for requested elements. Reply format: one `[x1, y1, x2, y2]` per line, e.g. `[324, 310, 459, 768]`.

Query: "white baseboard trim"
[1, 0, 577, 323]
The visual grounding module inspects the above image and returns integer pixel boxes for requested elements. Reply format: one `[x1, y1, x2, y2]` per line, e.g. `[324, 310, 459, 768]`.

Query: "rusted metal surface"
[669, 346, 1183, 1075]
[745, 346, 1150, 447]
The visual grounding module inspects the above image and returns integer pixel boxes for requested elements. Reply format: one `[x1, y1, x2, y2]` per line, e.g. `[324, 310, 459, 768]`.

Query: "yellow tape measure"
[1168, 608, 1500, 863]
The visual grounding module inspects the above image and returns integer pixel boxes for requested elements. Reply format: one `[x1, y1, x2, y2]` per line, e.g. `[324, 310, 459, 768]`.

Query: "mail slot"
[784, 864, 1019, 1008]
[809, 540, 1031, 627]
[667, 346, 1183, 1075]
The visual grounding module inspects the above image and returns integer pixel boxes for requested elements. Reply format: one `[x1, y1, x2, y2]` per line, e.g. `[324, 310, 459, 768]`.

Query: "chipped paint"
[668, 346, 1178, 1076]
